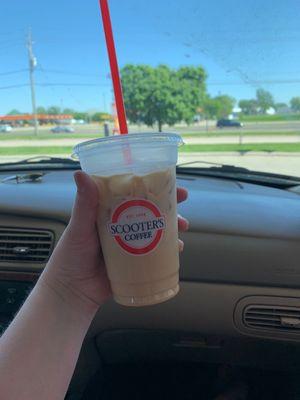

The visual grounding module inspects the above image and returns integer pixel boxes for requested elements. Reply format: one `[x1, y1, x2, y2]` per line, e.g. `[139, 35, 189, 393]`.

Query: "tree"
[91, 112, 110, 122]
[202, 95, 235, 120]
[290, 97, 300, 113]
[275, 102, 288, 110]
[7, 109, 22, 115]
[214, 95, 235, 119]
[47, 106, 61, 115]
[36, 106, 46, 114]
[63, 108, 75, 115]
[238, 99, 257, 115]
[121, 64, 207, 132]
[256, 89, 274, 113]
[73, 112, 88, 121]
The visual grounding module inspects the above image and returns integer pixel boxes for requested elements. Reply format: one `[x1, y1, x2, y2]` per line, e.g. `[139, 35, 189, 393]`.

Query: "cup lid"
[73, 132, 183, 158]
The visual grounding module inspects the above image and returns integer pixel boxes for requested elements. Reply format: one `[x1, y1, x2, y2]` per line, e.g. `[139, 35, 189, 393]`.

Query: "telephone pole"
[27, 28, 38, 135]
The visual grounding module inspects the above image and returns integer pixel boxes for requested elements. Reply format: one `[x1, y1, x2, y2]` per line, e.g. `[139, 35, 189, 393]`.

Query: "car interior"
[1, 162, 300, 399]
[2, 0, 300, 399]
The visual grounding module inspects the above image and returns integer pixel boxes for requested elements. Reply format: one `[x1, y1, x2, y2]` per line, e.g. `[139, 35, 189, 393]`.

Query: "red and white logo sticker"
[108, 199, 166, 255]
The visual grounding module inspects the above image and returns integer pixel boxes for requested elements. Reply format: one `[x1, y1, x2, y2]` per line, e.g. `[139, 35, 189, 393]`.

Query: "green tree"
[203, 95, 235, 119]
[214, 95, 235, 119]
[7, 109, 22, 115]
[121, 64, 207, 132]
[47, 106, 61, 115]
[91, 112, 109, 122]
[62, 108, 75, 115]
[290, 97, 300, 113]
[238, 99, 257, 115]
[202, 97, 219, 119]
[256, 89, 274, 113]
[36, 106, 46, 114]
[274, 102, 288, 111]
[73, 112, 88, 121]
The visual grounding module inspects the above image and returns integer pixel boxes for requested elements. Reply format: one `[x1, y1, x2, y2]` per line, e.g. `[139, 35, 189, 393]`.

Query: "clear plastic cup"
[73, 133, 183, 306]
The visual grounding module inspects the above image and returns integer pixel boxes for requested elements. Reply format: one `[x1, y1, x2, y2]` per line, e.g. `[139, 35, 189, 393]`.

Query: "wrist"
[37, 273, 100, 324]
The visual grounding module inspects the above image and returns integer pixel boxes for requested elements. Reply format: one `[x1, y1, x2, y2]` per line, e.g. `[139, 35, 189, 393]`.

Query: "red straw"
[99, 0, 128, 134]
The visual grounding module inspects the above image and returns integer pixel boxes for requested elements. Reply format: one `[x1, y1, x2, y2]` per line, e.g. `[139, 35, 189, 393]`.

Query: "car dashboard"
[1, 168, 300, 396]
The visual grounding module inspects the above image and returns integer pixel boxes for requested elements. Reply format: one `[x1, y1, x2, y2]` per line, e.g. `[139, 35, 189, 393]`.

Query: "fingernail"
[178, 214, 189, 225]
[74, 172, 86, 194]
[178, 240, 184, 252]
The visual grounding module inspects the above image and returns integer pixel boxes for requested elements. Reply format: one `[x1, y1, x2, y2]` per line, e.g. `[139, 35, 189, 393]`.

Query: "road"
[178, 120, 300, 133]
[7, 120, 300, 136]
[1, 121, 300, 177]
[1, 135, 300, 148]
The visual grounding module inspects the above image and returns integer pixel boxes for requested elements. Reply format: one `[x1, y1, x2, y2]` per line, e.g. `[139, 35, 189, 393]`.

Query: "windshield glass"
[1, 0, 300, 177]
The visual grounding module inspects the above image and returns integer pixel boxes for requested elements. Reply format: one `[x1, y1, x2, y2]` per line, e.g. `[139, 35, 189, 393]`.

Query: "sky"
[0, 0, 300, 115]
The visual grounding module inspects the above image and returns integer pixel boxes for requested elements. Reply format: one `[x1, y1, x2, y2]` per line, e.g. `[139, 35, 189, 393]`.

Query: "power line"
[0, 28, 25, 37]
[0, 69, 28, 77]
[36, 68, 106, 78]
[1, 78, 300, 91]
[36, 82, 111, 87]
[0, 84, 29, 90]
[207, 79, 300, 86]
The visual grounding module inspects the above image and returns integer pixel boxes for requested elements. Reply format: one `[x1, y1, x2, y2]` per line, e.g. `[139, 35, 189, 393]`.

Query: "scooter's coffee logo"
[108, 199, 166, 255]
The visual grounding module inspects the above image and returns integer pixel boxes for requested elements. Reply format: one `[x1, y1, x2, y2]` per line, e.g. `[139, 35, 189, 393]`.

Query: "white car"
[0, 125, 12, 132]
[50, 126, 75, 133]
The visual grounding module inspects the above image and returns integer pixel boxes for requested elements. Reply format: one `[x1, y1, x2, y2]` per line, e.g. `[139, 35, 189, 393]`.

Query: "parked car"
[216, 119, 243, 128]
[50, 126, 75, 133]
[0, 125, 12, 132]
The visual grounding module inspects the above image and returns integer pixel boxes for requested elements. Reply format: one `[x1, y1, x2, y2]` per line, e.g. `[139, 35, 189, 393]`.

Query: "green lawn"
[0, 146, 74, 156]
[0, 133, 104, 141]
[2, 142, 300, 156]
[239, 114, 300, 122]
[180, 143, 300, 153]
[1, 130, 300, 142]
[181, 131, 300, 138]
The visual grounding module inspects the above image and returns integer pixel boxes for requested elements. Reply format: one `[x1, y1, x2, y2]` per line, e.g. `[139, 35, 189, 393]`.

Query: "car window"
[1, 0, 300, 178]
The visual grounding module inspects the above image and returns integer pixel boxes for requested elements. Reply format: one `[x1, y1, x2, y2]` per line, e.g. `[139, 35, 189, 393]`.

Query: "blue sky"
[0, 0, 300, 115]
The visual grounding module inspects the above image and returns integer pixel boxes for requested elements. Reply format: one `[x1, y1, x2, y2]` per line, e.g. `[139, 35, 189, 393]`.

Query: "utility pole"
[27, 28, 38, 135]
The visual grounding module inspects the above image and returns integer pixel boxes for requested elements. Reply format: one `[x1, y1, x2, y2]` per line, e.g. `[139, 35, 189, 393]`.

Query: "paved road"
[180, 121, 300, 133]
[7, 120, 300, 136]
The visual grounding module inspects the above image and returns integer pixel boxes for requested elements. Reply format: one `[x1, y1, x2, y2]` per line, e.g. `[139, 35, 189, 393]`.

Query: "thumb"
[68, 171, 99, 238]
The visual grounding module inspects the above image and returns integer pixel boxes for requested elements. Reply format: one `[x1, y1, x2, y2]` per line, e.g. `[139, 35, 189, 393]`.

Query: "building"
[0, 114, 73, 126]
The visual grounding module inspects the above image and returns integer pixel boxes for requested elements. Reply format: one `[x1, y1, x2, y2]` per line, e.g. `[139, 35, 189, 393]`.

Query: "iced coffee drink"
[73, 132, 183, 307]
[92, 167, 179, 306]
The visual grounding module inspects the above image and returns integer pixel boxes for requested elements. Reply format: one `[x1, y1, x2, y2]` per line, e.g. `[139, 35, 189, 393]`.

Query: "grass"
[180, 143, 300, 153]
[2, 143, 300, 156]
[181, 131, 300, 138]
[239, 114, 300, 122]
[1, 130, 300, 141]
[0, 146, 74, 156]
[0, 133, 104, 141]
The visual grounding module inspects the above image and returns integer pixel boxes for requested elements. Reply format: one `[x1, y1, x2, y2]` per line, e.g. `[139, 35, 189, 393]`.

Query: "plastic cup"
[73, 132, 183, 306]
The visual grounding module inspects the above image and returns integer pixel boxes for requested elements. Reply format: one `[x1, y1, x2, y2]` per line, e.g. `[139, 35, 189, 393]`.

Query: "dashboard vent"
[244, 305, 300, 333]
[0, 228, 54, 263]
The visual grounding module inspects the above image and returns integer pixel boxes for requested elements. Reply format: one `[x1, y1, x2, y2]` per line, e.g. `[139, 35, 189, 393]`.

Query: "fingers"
[68, 171, 99, 237]
[178, 239, 184, 252]
[177, 187, 188, 204]
[178, 214, 189, 232]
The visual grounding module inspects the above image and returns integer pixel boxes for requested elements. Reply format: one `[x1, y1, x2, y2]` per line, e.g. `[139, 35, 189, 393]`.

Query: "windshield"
[1, 0, 300, 178]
